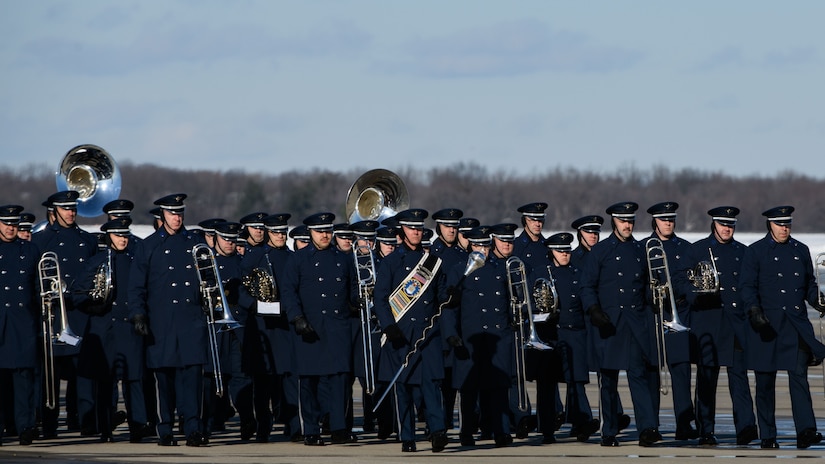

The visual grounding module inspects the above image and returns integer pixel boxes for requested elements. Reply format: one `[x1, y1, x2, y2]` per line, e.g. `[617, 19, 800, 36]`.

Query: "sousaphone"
[345, 169, 409, 223]
[55, 144, 121, 217]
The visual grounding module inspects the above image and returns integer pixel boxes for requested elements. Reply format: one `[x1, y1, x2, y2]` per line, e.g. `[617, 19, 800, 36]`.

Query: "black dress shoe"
[80, 427, 98, 437]
[675, 424, 700, 440]
[186, 431, 207, 447]
[290, 432, 305, 443]
[99, 434, 114, 443]
[698, 434, 718, 446]
[304, 434, 325, 446]
[618, 414, 631, 431]
[555, 411, 566, 431]
[331, 430, 358, 444]
[459, 434, 475, 446]
[111, 410, 128, 431]
[516, 415, 537, 439]
[129, 423, 154, 443]
[478, 431, 493, 441]
[639, 428, 663, 447]
[19, 427, 37, 446]
[797, 428, 823, 449]
[494, 433, 513, 447]
[760, 438, 779, 449]
[572, 419, 600, 442]
[431, 430, 448, 452]
[362, 422, 376, 433]
[240, 420, 257, 441]
[402, 440, 417, 452]
[158, 434, 178, 446]
[542, 434, 556, 444]
[377, 426, 393, 441]
[601, 436, 620, 447]
[736, 425, 758, 445]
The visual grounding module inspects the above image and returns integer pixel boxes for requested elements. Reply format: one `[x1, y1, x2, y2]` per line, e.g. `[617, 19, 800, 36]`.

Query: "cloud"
[692, 45, 818, 72]
[16, 18, 371, 76]
[377, 19, 643, 78]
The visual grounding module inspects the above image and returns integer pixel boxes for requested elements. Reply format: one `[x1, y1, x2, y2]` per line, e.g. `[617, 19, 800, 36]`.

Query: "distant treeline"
[3, 162, 824, 233]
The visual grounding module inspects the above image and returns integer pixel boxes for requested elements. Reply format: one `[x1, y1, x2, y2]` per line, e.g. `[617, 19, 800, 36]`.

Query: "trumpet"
[646, 238, 689, 396]
[687, 247, 720, 293]
[353, 243, 378, 395]
[38, 252, 82, 409]
[506, 256, 552, 412]
[192, 244, 243, 397]
[533, 266, 559, 314]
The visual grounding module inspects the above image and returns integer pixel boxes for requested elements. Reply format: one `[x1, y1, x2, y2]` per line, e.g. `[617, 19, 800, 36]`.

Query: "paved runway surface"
[3, 371, 824, 463]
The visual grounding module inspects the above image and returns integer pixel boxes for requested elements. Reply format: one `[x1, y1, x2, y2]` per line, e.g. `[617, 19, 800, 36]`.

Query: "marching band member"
[240, 212, 269, 264]
[17, 212, 35, 241]
[375, 226, 398, 259]
[198, 218, 227, 249]
[247, 213, 298, 442]
[536, 232, 599, 443]
[281, 212, 359, 446]
[72, 218, 151, 443]
[33, 190, 100, 438]
[570, 215, 603, 268]
[373, 208, 450, 453]
[645, 202, 698, 440]
[456, 217, 480, 253]
[739, 206, 825, 449]
[128, 193, 208, 447]
[333, 223, 355, 254]
[429, 208, 466, 432]
[0, 205, 40, 446]
[580, 202, 661, 447]
[289, 225, 311, 251]
[687, 206, 757, 446]
[443, 224, 514, 448]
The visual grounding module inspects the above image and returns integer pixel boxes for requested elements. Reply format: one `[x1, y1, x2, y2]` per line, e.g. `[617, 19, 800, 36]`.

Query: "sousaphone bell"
[55, 144, 121, 217]
[346, 169, 409, 223]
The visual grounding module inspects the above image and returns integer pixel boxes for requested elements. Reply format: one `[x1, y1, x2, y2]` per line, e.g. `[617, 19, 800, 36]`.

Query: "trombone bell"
[56, 144, 121, 217]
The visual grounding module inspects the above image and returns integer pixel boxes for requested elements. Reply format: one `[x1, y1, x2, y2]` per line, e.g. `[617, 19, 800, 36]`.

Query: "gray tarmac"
[2, 370, 824, 463]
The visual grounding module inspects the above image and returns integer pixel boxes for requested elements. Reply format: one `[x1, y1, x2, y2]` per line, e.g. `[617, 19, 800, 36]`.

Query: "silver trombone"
[353, 243, 378, 395]
[646, 238, 689, 396]
[506, 256, 552, 412]
[38, 252, 82, 409]
[192, 244, 242, 397]
[816, 252, 825, 398]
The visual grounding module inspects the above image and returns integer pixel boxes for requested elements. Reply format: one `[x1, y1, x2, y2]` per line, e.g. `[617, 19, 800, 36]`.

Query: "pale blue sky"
[2, 1, 823, 178]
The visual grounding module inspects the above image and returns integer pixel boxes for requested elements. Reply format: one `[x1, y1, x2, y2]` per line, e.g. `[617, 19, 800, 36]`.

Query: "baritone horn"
[39, 251, 82, 409]
[506, 256, 552, 412]
[56, 144, 121, 217]
[646, 237, 689, 396]
[346, 169, 409, 223]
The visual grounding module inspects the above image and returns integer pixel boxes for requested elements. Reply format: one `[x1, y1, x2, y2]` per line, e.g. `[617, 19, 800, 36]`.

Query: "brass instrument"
[354, 243, 378, 395]
[244, 253, 278, 303]
[345, 169, 409, 223]
[38, 251, 82, 409]
[687, 247, 720, 293]
[816, 252, 825, 397]
[55, 144, 121, 217]
[533, 266, 559, 314]
[506, 256, 552, 412]
[88, 248, 113, 311]
[192, 244, 244, 397]
[646, 237, 689, 396]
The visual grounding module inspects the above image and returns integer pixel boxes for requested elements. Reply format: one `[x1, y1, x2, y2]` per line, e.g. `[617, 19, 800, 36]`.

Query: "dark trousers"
[252, 372, 276, 438]
[395, 380, 444, 442]
[755, 349, 817, 439]
[0, 368, 36, 436]
[154, 365, 203, 439]
[600, 336, 658, 437]
[300, 373, 346, 436]
[668, 361, 695, 428]
[727, 349, 756, 434]
[565, 382, 594, 428]
[460, 386, 509, 438]
[42, 355, 78, 435]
